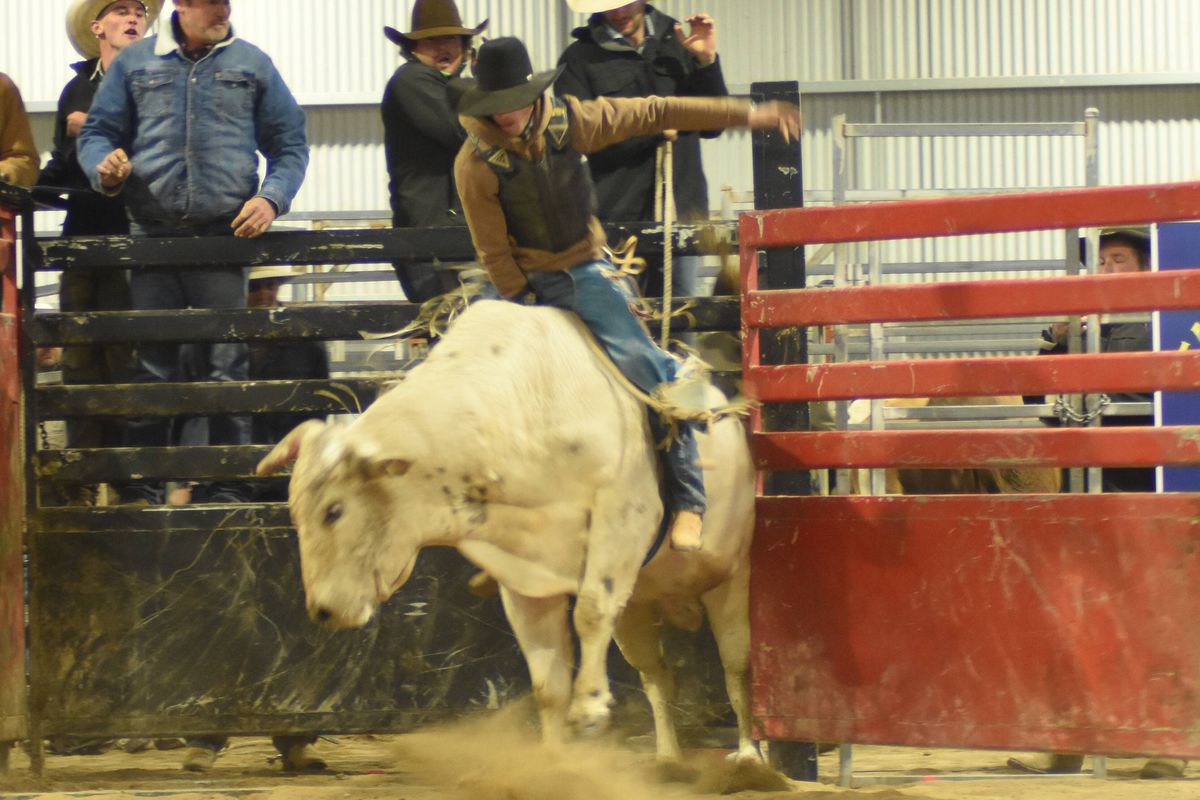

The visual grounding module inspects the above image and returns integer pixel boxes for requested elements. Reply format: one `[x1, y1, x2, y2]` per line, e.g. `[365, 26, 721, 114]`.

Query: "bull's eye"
[323, 502, 343, 526]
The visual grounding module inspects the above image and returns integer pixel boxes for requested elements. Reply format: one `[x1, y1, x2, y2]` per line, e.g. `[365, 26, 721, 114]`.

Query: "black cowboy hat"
[383, 0, 487, 50]
[1078, 227, 1151, 265]
[451, 37, 564, 117]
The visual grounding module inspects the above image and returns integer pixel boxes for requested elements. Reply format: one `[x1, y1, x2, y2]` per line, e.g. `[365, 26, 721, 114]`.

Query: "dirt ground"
[0, 708, 1195, 800]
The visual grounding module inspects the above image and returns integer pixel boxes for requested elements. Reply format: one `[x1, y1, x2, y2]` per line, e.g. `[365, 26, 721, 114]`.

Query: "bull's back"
[394, 300, 656, 489]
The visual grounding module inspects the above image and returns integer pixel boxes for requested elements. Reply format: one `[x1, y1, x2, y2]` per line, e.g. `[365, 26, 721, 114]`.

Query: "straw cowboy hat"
[383, 0, 488, 51]
[565, 0, 632, 13]
[247, 266, 298, 283]
[66, 0, 162, 59]
[451, 37, 564, 117]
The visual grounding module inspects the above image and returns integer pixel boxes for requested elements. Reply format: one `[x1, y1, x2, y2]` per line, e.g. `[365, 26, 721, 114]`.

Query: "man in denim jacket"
[78, 0, 308, 507]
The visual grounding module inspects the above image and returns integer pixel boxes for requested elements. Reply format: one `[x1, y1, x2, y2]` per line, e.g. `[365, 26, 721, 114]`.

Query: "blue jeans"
[528, 261, 706, 515]
[121, 221, 250, 503]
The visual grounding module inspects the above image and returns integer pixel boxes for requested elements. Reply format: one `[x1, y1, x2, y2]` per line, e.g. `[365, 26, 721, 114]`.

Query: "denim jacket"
[79, 18, 308, 227]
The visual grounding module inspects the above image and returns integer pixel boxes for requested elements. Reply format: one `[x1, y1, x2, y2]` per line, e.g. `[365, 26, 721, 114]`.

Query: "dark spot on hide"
[441, 485, 453, 497]
[566, 440, 583, 454]
[491, 344, 503, 356]
[462, 482, 490, 525]
[584, 509, 592, 530]
[602, 576, 613, 593]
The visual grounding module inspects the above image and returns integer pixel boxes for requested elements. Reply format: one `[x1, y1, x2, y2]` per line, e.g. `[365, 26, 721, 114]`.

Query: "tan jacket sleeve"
[565, 94, 752, 155]
[454, 141, 529, 298]
[0, 74, 40, 188]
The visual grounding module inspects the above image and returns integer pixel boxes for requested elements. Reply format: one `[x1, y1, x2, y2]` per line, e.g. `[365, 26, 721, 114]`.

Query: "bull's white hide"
[259, 299, 759, 763]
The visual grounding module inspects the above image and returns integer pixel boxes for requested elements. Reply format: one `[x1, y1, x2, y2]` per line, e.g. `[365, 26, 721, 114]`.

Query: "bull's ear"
[256, 419, 327, 476]
[363, 456, 412, 480]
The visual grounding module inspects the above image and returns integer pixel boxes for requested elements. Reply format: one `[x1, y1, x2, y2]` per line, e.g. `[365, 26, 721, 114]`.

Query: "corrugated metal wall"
[10, 0, 1200, 227]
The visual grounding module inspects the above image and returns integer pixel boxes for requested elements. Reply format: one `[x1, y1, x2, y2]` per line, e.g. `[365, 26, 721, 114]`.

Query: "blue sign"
[1155, 222, 1200, 491]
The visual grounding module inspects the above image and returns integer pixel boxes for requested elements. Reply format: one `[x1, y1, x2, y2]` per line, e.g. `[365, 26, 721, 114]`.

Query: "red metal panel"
[744, 269, 1200, 327]
[753, 426, 1200, 470]
[0, 208, 24, 742]
[751, 494, 1200, 756]
[740, 181, 1200, 247]
[747, 350, 1200, 402]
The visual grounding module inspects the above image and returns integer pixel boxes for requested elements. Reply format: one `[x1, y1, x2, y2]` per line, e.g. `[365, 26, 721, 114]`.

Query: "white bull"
[257, 299, 759, 763]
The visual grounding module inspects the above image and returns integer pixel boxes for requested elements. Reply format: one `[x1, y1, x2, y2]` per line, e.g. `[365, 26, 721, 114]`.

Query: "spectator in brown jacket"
[0, 72, 39, 187]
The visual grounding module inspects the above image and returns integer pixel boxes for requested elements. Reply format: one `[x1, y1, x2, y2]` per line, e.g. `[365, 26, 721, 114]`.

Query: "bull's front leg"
[498, 588, 573, 745]
[568, 589, 618, 734]
[569, 492, 658, 734]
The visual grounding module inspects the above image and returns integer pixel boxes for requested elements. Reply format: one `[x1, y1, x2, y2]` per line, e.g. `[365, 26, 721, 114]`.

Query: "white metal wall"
[9, 0, 1200, 225]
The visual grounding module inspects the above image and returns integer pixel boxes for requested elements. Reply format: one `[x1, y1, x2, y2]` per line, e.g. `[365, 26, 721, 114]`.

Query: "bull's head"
[257, 420, 421, 629]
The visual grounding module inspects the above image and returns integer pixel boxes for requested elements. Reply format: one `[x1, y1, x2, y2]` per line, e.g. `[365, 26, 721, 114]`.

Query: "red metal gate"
[0, 205, 25, 756]
[742, 182, 1200, 758]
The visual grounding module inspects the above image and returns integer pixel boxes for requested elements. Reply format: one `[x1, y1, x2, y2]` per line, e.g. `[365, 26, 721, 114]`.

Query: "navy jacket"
[555, 5, 728, 223]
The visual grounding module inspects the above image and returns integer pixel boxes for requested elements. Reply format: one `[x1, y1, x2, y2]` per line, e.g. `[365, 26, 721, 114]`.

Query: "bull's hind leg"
[499, 588, 573, 745]
[613, 600, 683, 762]
[701, 563, 762, 763]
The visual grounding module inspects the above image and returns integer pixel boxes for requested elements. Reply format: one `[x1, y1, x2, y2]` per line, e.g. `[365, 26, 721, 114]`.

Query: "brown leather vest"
[474, 97, 597, 252]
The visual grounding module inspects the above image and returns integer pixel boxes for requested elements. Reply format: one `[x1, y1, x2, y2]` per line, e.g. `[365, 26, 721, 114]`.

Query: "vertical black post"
[750, 81, 810, 495]
[749, 80, 818, 783]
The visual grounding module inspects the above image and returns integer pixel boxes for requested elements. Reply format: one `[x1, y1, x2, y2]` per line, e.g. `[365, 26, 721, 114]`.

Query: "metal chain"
[1053, 392, 1110, 425]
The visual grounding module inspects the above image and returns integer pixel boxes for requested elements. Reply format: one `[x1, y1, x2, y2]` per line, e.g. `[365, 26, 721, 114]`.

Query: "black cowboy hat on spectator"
[1078, 227, 1151, 266]
[451, 37, 565, 117]
[383, 0, 487, 51]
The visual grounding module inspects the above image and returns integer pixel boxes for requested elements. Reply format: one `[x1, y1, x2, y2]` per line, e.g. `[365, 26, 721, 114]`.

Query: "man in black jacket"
[381, 0, 487, 302]
[556, 0, 727, 297]
[1030, 229, 1155, 492]
[37, 0, 161, 505]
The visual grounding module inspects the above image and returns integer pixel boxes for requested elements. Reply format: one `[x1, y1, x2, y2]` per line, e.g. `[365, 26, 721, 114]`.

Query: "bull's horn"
[256, 419, 326, 475]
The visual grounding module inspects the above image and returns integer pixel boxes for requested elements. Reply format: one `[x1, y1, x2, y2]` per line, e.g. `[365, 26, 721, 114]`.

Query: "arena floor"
[1, 708, 1195, 800]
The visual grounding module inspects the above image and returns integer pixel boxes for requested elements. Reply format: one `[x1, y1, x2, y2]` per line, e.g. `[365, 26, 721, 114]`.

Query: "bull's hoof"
[726, 744, 765, 765]
[567, 696, 613, 736]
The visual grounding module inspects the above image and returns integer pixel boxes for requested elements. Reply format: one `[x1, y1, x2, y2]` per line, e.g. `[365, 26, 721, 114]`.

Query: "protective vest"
[474, 97, 596, 252]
